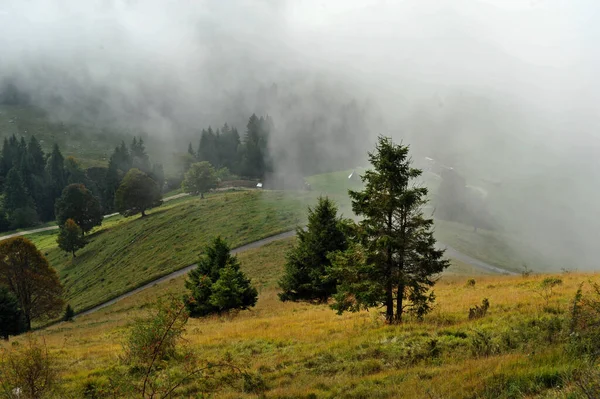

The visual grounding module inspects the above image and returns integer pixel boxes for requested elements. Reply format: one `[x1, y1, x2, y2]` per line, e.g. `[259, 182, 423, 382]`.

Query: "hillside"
[27, 190, 314, 312]
[16, 235, 600, 398]
[0, 105, 123, 167]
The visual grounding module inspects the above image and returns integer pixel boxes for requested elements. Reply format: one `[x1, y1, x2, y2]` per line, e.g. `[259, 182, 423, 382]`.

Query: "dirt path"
[76, 228, 514, 319]
[0, 193, 190, 241]
[75, 230, 296, 318]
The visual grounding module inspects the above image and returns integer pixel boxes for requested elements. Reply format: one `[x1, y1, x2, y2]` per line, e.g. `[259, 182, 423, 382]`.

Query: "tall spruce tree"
[330, 136, 449, 323]
[279, 196, 348, 302]
[46, 144, 66, 214]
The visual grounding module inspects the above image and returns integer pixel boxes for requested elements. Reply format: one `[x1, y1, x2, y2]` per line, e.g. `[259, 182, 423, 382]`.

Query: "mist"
[1, 0, 599, 269]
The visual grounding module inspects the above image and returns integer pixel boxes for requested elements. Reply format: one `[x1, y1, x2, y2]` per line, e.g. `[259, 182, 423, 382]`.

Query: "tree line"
[181, 136, 449, 324]
[0, 135, 164, 231]
[180, 113, 273, 182]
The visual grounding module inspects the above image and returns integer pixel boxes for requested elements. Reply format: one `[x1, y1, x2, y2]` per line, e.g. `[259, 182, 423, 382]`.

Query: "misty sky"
[1, 0, 599, 269]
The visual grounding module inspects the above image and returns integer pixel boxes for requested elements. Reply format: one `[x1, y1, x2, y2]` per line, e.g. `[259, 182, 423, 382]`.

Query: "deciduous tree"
[115, 168, 162, 217]
[55, 184, 103, 235]
[0, 237, 64, 330]
[57, 218, 87, 257]
[181, 161, 218, 198]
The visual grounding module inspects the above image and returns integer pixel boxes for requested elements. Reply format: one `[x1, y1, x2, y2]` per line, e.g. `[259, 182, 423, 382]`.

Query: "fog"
[0, 0, 599, 269]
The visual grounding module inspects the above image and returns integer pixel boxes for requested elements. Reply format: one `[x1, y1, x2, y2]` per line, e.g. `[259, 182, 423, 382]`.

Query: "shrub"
[569, 282, 600, 359]
[465, 278, 476, 288]
[0, 336, 59, 398]
[123, 296, 188, 366]
[63, 304, 75, 322]
[468, 298, 489, 320]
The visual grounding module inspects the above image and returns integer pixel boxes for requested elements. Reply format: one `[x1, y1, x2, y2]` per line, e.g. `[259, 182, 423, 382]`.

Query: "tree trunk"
[25, 313, 31, 332]
[141, 209, 146, 217]
[200, 192, 204, 199]
[385, 280, 394, 323]
[72, 251, 76, 258]
[396, 282, 404, 323]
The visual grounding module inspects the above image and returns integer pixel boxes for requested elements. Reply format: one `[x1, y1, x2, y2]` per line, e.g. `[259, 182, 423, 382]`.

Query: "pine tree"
[46, 143, 66, 198]
[131, 137, 150, 173]
[197, 127, 219, 168]
[330, 136, 449, 323]
[3, 167, 37, 228]
[57, 219, 87, 257]
[187, 142, 196, 158]
[279, 197, 348, 302]
[184, 237, 257, 317]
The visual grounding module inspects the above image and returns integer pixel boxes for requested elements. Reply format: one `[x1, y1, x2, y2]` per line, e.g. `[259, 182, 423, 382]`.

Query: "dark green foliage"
[46, 143, 66, 202]
[115, 168, 162, 217]
[130, 137, 150, 173]
[3, 167, 37, 228]
[55, 184, 103, 234]
[57, 219, 87, 257]
[184, 237, 257, 317]
[241, 114, 272, 179]
[0, 286, 23, 340]
[330, 136, 449, 323]
[63, 304, 75, 322]
[279, 196, 348, 302]
[188, 116, 268, 180]
[197, 127, 219, 168]
[209, 264, 258, 313]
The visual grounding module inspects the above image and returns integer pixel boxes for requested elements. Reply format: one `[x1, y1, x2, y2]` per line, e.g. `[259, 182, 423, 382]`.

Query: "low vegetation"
[29, 190, 313, 312]
[1, 237, 598, 398]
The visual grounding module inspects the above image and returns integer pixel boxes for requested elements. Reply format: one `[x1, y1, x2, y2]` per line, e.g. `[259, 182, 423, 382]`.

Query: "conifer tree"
[330, 136, 449, 323]
[279, 196, 348, 302]
[184, 237, 257, 317]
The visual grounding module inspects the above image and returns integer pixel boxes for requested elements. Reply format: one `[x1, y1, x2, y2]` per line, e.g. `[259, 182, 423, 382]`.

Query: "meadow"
[26, 190, 315, 312]
[10, 235, 599, 398]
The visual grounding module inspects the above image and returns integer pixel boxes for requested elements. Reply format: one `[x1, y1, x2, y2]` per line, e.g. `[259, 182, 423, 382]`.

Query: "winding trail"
[0, 193, 190, 241]
[0, 191, 516, 319]
[76, 230, 515, 319]
[76, 230, 297, 318]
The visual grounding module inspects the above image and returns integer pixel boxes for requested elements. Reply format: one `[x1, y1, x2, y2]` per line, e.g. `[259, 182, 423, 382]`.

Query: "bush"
[63, 304, 75, 322]
[123, 296, 188, 366]
[468, 298, 489, 320]
[569, 282, 600, 358]
[0, 336, 59, 398]
[465, 278, 476, 288]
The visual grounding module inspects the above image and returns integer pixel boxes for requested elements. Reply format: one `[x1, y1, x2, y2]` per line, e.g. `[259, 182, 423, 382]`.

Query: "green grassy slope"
[29, 190, 315, 312]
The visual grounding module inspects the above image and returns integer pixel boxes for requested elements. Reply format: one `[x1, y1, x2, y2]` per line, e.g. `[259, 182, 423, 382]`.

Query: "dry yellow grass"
[4, 238, 600, 398]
